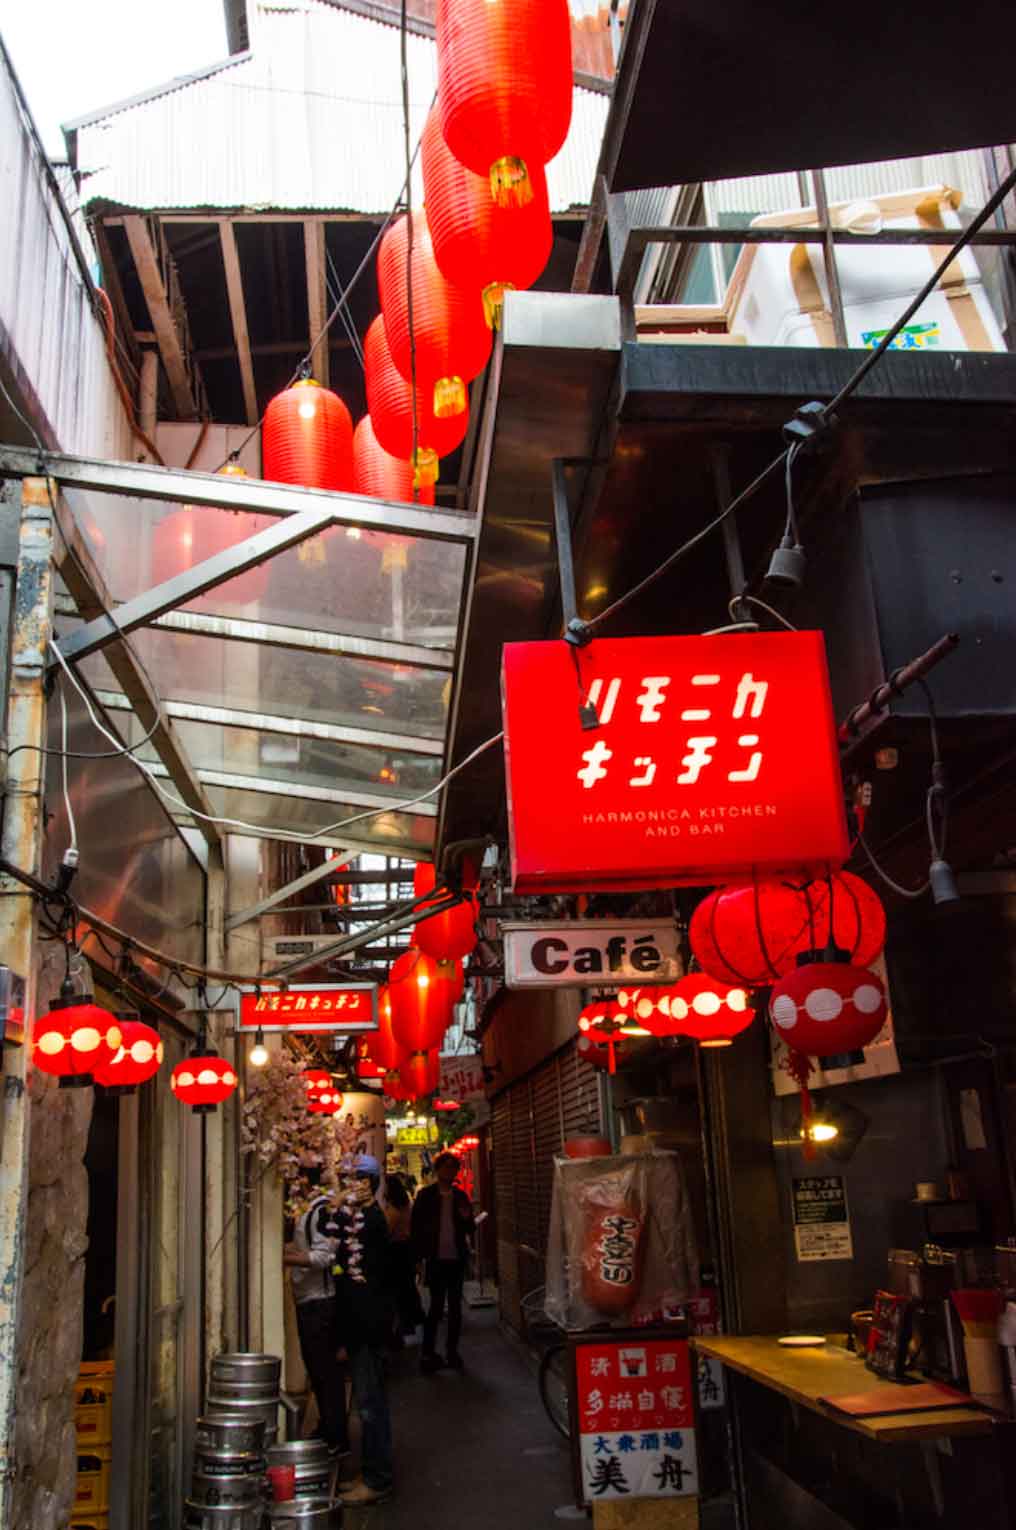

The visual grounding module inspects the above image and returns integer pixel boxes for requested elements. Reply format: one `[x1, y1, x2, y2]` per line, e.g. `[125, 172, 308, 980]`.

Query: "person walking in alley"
[331, 1154, 396, 1506]
[283, 1187, 348, 1456]
[385, 1174, 425, 1343]
[412, 1150, 475, 1373]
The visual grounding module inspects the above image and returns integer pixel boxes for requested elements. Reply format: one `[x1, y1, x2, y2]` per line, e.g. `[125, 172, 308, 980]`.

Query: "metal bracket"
[550, 459, 593, 649]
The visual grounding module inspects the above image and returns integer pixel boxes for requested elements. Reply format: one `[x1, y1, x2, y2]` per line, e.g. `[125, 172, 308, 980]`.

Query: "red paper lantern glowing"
[378, 211, 492, 419]
[422, 107, 553, 329]
[302, 1068, 332, 1098]
[655, 973, 755, 1048]
[577, 997, 628, 1073]
[577, 1031, 623, 1072]
[412, 863, 478, 963]
[691, 872, 886, 988]
[388, 948, 456, 1053]
[364, 317, 468, 486]
[355, 1039, 387, 1081]
[94, 1019, 164, 1093]
[33, 993, 122, 1088]
[402, 1049, 441, 1098]
[262, 377, 354, 491]
[171, 1051, 239, 1113]
[769, 961, 888, 1059]
[353, 415, 434, 507]
[436, 0, 572, 207]
[370, 986, 412, 1074]
[384, 1068, 413, 1102]
[308, 1087, 345, 1116]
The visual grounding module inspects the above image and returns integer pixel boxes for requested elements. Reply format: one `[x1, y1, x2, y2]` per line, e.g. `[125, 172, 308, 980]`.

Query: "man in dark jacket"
[328, 1155, 395, 1506]
[411, 1151, 475, 1373]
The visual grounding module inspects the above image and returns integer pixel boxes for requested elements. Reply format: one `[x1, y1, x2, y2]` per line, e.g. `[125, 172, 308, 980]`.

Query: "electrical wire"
[58, 684, 78, 853]
[583, 161, 1016, 637]
[729, 594, 798, 631]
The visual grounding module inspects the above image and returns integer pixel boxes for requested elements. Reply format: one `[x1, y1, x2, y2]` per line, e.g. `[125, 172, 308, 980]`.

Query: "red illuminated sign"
[574, 1336, 697, 1502]
[238, 985, 377, 1033]
[502, 632, 848, 892]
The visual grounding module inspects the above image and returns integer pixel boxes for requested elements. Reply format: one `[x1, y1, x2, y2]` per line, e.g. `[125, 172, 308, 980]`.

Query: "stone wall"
[11, 969, 93, 1530]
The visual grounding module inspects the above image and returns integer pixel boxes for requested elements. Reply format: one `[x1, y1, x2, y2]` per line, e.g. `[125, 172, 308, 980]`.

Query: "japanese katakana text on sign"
[502, 632, 848, 893]
[575, 1338, 697, 1503]
[238, 986, 377, 1033]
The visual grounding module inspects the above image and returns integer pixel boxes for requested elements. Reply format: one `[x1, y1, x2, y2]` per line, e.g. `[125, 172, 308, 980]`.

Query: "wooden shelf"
[692, 1336, 994, 1443]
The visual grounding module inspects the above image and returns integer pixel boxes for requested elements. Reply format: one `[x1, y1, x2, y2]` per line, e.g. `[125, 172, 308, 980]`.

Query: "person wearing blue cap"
[327, 1154, 395, 1506]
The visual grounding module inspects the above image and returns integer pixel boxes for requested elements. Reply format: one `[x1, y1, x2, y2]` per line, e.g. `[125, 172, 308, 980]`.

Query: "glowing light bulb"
[250, 1029, 269, 1068]
[298, 401, 317, 420]
[806, 1122, 839, 1143]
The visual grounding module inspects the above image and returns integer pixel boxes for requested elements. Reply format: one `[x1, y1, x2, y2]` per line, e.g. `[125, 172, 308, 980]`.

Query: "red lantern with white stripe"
[171, 1051, 239, 1114]
[308, 1086, 345, 1117]
[768, 961, 887, 1059]
[94, 1019, 164, 1094]
[33, 985, 122, 1089]
[654, 972, 755, 1047]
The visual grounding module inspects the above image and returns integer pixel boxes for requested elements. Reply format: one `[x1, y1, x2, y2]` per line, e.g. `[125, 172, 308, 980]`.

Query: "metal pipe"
[551, 459, 579, 630]
[265, 892, 465, 979]
[811, 170, 849, 348]
[0, 478, 54, 1530]
[838, 633, 960, 747]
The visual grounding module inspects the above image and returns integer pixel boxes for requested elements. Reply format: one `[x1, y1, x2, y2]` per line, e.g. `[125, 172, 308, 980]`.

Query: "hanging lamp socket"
[765, 541, 807, 590]
[930, 858, 961, 907]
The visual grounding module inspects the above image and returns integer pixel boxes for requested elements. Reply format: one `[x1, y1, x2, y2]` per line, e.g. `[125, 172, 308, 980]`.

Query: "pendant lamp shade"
[171, 1050, 238, 1113]
[436, 0, 572, 206]
[353, 415, 434, 507]
[371, 986, 412, 1074]
[262, 378, 354, 491]
[364, 317, 468, 484]
[94, 1019, 164, 1093]
[402, 1048, 441, 1098]
[33, 992, 122, 1089]
[412, 863, 478, 963]
[769, 961, 888, 1058]
[388, 948, 456, 1053]
[378, 212, 491, 418]
[422, 107, 553, 329]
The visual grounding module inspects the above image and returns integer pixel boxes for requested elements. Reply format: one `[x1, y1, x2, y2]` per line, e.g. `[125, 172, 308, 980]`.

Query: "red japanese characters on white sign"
[575, 1338, 697, 1502]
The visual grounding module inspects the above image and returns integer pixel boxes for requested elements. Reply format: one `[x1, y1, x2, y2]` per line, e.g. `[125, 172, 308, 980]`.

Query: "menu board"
[573, 1336, 698, 1502]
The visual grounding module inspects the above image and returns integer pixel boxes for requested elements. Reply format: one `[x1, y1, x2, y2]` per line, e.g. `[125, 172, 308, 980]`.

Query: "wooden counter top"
[693, 1335, 994, 1443]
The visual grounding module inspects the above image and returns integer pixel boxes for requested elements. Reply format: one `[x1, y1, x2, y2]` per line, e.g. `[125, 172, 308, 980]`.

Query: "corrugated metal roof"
[74, 0, 607, 215]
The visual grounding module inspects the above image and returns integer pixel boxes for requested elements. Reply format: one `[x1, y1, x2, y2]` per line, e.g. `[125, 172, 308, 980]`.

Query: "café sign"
[502, 631, 848, 892]
[503, 920, 680, 990]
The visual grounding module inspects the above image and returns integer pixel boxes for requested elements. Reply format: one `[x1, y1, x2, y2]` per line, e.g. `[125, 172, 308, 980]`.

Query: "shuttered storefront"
[491, 1041, 604, 1333]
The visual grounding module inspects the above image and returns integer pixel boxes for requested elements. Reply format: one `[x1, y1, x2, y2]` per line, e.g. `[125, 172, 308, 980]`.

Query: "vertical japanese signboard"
[501, 632, 848, 892]
[573, 1335, 697, 1503]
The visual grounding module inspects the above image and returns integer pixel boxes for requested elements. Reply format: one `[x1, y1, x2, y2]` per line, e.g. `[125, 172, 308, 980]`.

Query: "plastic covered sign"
[501, 631, 848, 892]
[545, 1152, 699, 1331]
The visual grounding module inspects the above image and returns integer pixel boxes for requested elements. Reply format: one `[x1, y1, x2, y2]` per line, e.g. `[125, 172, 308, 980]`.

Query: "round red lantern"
[436, 0, 572, 206]
[389, 948, 456, 1053]
[769, 961, 888, 1059]
[615, 986, 670, 1030]
[655, 973, 755, 1048]
[308, 1086, 345, 1116]
[795, 872, 886, 969]
[364, 317, 468, 485]
[378, 211, 492, 419]
[262, 377, 354, 491]
[353, 415, 434, 507]
[577, 997, 628, 1073]
[171, 1050, 239, 1113]
[412, 863, 478, 963]
[302, 1068, 332, 1098]
[402, 1049, 441, 1098]
[577, 1031, 624, 1073]
[370, 986, 412, 1074]
[422, 107, 553, 329]
[33, 988, 122, 1088]
[94, 1019, 164, 1093]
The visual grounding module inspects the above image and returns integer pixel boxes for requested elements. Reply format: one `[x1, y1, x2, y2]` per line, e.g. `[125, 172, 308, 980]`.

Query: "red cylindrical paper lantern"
[384, 1068, 413, 1102]
[171, 1050, 239, 1113]
[353, 415, 434, 507]
[769, 961, 888, 1059]
[389, 949, 456, 1053]
[33, 992, 122, 1089]
[153, 474, 271, 605]
[355, 1038, 388, 1081]
[370, 986, 412, 1074]
[422, 107, 553, 329]
[436, 0, 572, 206]
[262, 378, 354, 491]
[656, 973, 755, 1048]
[797, 871, 886, 969]
[577, 1031, 624, 1073]
[412, 863, 478, 963]
[402, 1049, 441, 1098]
[94, 1019, 164, 1093]
[364, 318, 468, 485]
[378, 212, 492, 419]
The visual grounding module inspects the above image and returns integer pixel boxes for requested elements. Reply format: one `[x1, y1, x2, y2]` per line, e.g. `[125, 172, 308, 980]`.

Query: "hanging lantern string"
[400, 0, 420, 500]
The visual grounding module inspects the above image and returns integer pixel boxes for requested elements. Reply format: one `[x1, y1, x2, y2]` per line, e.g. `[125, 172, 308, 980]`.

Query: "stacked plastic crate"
[70, 1362, 114, 1530]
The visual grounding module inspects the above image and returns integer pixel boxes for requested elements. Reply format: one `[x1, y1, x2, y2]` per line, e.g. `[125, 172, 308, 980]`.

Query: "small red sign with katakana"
[238, 986, 377, 1032]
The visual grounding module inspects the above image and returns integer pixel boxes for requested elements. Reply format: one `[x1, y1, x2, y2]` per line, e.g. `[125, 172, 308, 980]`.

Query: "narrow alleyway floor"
[344, 1307, 581, 1530]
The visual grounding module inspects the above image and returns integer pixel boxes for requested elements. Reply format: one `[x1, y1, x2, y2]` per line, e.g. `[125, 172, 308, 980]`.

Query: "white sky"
[0, 0, 229, 158]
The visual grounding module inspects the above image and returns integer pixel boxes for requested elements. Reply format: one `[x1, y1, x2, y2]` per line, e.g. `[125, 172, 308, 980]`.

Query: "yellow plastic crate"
[70, 1517, 108, 1530]
[74, 1372, 113, 1447]
[73, 1447, 111, 1514]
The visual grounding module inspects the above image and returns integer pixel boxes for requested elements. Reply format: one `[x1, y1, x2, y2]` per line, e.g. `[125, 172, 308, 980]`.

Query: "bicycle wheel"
[538, 1342, 572, 1440]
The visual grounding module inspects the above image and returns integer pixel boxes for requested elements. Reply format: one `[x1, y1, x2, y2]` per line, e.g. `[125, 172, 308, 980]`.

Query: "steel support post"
[0, 478, 54, 1528]
[203, 848, 228, 1386]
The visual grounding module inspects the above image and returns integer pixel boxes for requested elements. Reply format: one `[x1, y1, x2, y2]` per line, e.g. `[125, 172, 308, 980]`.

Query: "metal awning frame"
[3, 446, 476, 856]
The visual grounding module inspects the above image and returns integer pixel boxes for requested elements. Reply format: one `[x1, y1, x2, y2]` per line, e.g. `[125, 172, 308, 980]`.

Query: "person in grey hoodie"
[284, 1191, 347, 1454]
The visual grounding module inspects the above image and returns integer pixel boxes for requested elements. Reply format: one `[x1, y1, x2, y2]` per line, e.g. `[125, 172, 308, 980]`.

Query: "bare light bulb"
[250, 1029, 269, 1068]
